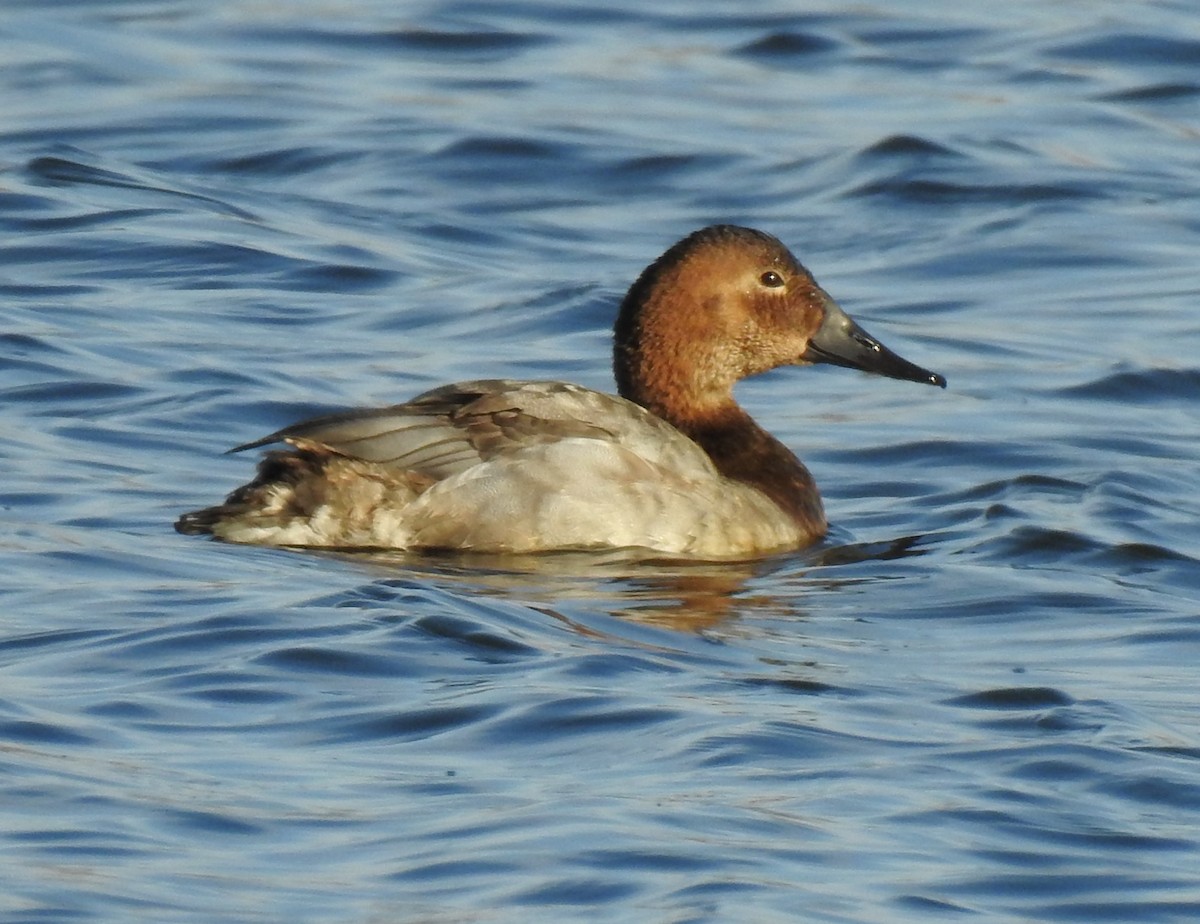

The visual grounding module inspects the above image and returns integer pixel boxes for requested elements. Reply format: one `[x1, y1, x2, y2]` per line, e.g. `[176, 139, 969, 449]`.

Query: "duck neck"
[615, 331, 825, 536]
[679, 403, 825, 536]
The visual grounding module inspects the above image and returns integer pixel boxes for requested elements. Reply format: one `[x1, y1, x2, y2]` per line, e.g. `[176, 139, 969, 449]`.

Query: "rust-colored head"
[613, 225, 943, 425]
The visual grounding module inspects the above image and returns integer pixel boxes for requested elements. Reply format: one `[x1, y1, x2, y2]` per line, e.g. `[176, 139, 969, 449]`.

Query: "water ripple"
[736, 30, 842, 62]
[3, 2, 1200, 922]
[1059, 367, 1200, 404]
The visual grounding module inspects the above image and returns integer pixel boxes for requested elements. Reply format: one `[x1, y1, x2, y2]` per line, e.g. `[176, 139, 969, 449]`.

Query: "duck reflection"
[323, 534, 930, 633]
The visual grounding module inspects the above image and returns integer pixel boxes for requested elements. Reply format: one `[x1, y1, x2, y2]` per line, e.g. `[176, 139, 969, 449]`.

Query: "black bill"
[802, 292, 947, 388]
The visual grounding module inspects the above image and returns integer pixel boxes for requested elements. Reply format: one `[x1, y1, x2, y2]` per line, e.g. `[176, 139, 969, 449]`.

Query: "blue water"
[3, 1, 1200, 921]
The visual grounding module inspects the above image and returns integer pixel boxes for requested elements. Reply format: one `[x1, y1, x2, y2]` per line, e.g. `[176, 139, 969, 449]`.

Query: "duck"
[176, 225, 945, 558]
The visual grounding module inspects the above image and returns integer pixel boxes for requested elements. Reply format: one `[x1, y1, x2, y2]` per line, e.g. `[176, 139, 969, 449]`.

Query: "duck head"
[614, 225, 945, 421]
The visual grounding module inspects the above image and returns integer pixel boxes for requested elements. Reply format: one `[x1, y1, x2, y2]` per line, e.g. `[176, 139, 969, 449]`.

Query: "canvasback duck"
[176, 225, 945, 558]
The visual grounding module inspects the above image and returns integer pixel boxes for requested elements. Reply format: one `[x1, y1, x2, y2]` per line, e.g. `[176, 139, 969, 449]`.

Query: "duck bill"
[802, 293, 946, 388]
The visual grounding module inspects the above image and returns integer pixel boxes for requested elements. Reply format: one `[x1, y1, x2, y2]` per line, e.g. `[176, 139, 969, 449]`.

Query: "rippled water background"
[3, 1, 1199, 921]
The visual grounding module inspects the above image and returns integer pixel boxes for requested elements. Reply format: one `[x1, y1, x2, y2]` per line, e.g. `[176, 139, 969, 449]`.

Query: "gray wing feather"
[229, 380, 624, 481]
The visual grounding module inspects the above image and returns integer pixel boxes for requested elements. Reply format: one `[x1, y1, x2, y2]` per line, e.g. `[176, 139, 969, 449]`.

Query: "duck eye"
[759, 271, 785, 288]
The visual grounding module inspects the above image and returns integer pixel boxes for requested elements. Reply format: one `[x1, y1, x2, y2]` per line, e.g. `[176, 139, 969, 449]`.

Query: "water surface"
[2, 1, 1199, 921]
